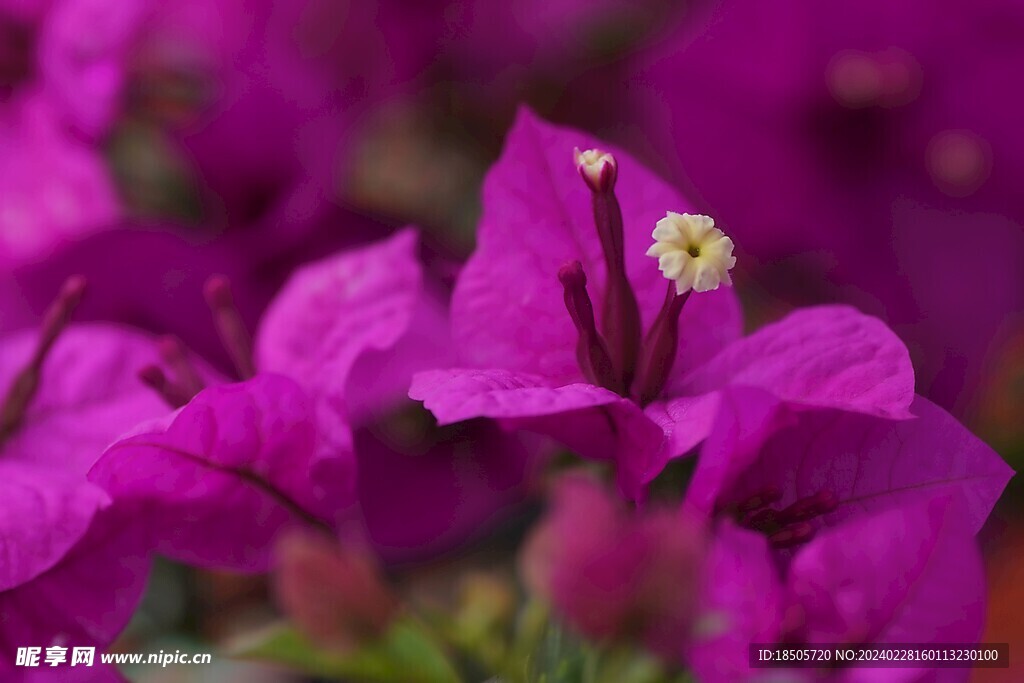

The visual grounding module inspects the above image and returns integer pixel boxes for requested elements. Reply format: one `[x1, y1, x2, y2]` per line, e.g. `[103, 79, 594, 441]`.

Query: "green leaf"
[229, 618, 462, 683]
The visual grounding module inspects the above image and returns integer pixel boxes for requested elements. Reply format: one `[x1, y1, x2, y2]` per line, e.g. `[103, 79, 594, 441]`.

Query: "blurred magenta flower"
[0, 0, 170, 269]
[163, 0, 359, 227]
[1, 0, 144, 137]
[0, 194, 392, 378]
[249, 227, 545, 563]
[0, 97, 120, 269]
[523, 476, 996, 680]
[1, 0, 382, 265]
[1, 505, 150, 682]
[522, 475, 704, 658]
[686, 386, 1012, 547]
[87, 229, 428, 571]
[38, 0, 148, 138]
[0, 280, 168, 476]
[0, 225, 259, 357]
[655, 357, 1004, 678]
[89, 373, 337, 572]
[0, 282, 167, 675]
[90, 229, 542, 568]
[625, 0, 1024, 414]
[679, 384, 1010, 676]
[411, 110, 915, 498]
[688, 497, 986, 682]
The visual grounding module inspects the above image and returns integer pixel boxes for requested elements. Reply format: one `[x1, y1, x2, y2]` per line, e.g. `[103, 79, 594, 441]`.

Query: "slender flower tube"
[574, 147, 642, 390]
[0, 276, 85, 444]
[633, 285, 691, 406]
[558, 261, 621, 393]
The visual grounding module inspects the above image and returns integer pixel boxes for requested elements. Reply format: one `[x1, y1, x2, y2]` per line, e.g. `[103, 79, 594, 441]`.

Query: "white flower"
[646, 212, 736, 295]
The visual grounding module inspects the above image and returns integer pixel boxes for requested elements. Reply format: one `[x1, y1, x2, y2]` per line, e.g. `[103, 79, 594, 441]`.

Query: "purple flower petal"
[38, 0, 147, 138]
[409, 367, 663, 496]
[642, 391, 723, 463]
[686, 522, 782, 683]
[682, 305, 915, 419]
[0, 97, 120, 269]
[0, 506, 150, 676]
[788, 496, 985, 646]
[257, 228, 425, 411]
[352, 420, 543, 563]
[451, 107, 741, 384]
[410, 368, 623, 424]
[0, 464, 107, 592]
[0, 324, 169, 474]
[627, 0, 1024, 415]
[684, 387, 788, 516]
[342, 277, 454, 428]
[703, 393, 1012, 535]
[89, 374, 347, 572]
[409, 368, 663, 498]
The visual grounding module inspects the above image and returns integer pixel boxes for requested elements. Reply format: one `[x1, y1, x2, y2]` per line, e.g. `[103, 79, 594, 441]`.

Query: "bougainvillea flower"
[1, 504, 149, 682]
[521, 474, 704, 658]
[687, 497, 986, 682]
[161, 0, 401, 229]
[0, 282, 170, 474]
[676, 388, 1009, 678]
[524, 473, 992, 680]
[0, 281, 168, 677]
[622, 0, 1024, 413]
[255, 229, 544, 564]
[0, 97, 120, 270]
[89, 373, 337, 571]
[683, 522, 780, 682]
[411, 109, 915, 498]
[91, 229, 542, 567]
[37, 0, 148, 138]
[685, 385, 1012, 551]
[0, 194, 393, 372]
[1, 0, 143, 137]
[0, 224, 264, 369]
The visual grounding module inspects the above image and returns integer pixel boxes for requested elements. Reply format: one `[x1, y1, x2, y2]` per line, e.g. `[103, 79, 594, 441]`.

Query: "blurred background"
[2, 0, 1022, 680]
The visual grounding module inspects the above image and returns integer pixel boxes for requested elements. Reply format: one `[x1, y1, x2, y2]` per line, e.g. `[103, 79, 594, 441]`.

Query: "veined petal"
[257, 228, 424, 403]
[789, 496, 985, 646]
[409, 368, 624, 425]
[0, 324, 173, 474]
[680, 305, 915, 419]
[697, 393, 1012, 535]
[89, 374, 347, 572]
[0, 506, 150, 673]
[643, 391, 724, 464]
[410, 368, 664, 499]
[0, 464, 108, 592]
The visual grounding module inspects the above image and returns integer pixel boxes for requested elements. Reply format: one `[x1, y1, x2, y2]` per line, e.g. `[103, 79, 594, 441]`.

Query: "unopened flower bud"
[521, 476, 703, 658]
[274, 533, 399, 653]
[574, 147, 617, 194]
